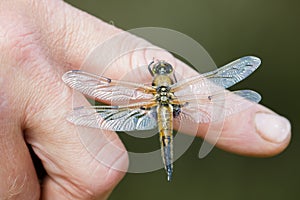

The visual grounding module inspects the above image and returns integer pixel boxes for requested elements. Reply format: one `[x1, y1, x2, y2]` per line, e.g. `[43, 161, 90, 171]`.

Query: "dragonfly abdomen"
[157, 104, 174, 181]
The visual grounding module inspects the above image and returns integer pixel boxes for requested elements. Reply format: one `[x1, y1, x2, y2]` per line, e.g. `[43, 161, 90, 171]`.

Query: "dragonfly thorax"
[155, 86, 174, 104]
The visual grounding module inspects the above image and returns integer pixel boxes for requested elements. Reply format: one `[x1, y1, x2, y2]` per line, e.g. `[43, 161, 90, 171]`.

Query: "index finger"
[42, 0, 290, 163]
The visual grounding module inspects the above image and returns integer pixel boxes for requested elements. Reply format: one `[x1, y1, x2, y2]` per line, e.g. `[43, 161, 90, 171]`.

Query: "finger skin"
[196, 104, 291, 157]
[0, 126, 40, 199]
[0, 74, 40, 198]
[1, 0, 128, 199]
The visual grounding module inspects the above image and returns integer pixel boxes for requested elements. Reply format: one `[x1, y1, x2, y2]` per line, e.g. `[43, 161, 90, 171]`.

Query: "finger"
[177, 103, 291, 157]
[0, 90, 40, 198]
[24, 82, 128, 199]
[215, 104, 291, 156]
[3, 1, 128, 199]
[47, 1, 291, 156]
[31, 0, 290, 162]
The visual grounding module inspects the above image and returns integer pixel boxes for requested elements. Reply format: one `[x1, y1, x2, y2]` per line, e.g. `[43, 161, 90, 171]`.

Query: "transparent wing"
[175, 90, 261, 123]
[67, 103, 158, 131]
[172, 56, 261, 97]
[62, 70, 154, 104]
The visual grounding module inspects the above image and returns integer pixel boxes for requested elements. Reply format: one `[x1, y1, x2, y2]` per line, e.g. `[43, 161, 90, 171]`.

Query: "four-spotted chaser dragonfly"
[62, 56, 261, 181]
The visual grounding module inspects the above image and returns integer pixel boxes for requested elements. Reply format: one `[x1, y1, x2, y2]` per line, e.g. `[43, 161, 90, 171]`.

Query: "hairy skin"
[0, 1, 128, 199]
[0, 0, 291, 199]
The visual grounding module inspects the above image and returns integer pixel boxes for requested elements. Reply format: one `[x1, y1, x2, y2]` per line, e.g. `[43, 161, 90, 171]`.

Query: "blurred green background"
[65, 1, 299, 199]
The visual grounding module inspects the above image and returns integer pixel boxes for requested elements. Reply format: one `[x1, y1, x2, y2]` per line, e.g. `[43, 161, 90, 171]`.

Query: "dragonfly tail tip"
[167, 174, 172, 182]
[166, 164, 173, 182]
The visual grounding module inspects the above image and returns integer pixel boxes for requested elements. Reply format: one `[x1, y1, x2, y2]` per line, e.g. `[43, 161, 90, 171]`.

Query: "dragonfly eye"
[153, 61, 173, 75]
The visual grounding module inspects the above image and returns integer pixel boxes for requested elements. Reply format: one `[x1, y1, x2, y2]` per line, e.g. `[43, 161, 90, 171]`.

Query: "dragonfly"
[62, 56, 262, 181]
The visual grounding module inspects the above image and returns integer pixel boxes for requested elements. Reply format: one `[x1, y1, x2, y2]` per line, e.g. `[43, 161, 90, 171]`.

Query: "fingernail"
[255, 112, 291, 143]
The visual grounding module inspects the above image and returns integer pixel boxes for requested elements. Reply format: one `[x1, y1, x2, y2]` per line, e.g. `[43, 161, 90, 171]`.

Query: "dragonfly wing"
[202, 56, 261, 88]
[173, 56, 261, 96]
[175, 90, 261, 123]
[62, 70, 154, 104]
[67, 105, 158, 131]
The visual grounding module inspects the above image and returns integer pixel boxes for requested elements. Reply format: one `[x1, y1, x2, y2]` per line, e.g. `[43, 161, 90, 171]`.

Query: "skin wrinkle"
[7, 19, 45, 68]
[130, 48, 152, 81]
[44, 176, 92, 200]
[78, 130, 127, 192]
[3, 23, 59, 121]
[50, 154, 108, 199]
[21, 60, 72, 128]
[0, 69, 25, 127]
[81, 160, 120, 198]
[54, 8, 123, 71]
[22, 76, 64, 129]
[0, 126, 19, 164]
[28, 118, 122, 198]
[29, 144, 58, 174]
[0, 92, 8, 112]
[40, 3, 97, 69]
[48, 13, 71, 65]
[103, 151, 128, 184]
[18, 0, 71, 70]
[94, 135, 121, 166]
[31, 142, 90, 196]
[77, 128, 127, 173]
[51, 175, 95, 200]
[33, 143, 96, 199]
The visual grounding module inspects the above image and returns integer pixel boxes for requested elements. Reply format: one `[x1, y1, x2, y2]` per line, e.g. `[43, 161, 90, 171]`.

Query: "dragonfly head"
[150, 60, 173, 75]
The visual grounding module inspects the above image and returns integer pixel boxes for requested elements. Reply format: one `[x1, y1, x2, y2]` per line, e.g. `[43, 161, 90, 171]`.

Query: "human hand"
[0, 0, 291, 199]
